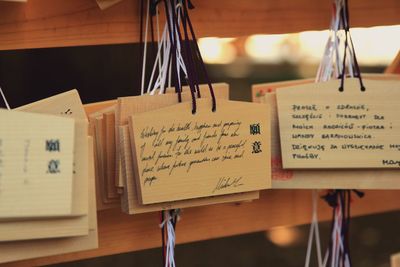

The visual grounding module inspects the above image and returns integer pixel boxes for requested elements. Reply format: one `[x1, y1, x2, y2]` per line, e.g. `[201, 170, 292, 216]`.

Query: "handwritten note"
[276, 78, 400, 169]
[130, 99, 271, 204]
[0, 109, 75, 218]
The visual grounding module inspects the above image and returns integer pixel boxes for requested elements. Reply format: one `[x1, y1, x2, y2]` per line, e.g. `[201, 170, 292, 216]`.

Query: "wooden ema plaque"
[252, 74, 400, 189]
[118, 84, 259, 214]
[0, 137, 98, 264]
[130, 99, 271, 204]
[276, 78, 400, 169]
[115, 83, 231, 188]
[120, 124, 257, 214]
[0, 109, 74, 218]
[16, 89, 90, 216]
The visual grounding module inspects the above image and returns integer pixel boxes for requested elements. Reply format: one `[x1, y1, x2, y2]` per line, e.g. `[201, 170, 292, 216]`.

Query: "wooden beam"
[2, 189, 400, 267]
[0, 0, 399, 50]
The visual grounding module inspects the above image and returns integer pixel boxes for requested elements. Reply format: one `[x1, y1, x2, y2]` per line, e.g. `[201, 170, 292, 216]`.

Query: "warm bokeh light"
[266, 226, 302, 247]
[198, 37, 237, 64]
[298, 25, 400, 65]
[244, 34, 289, 63]
[350, 26, 400, 65]
[198, 25, 400, 66]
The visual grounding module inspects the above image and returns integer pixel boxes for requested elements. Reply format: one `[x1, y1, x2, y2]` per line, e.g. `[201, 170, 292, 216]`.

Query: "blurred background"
[0, 25, 398, 266]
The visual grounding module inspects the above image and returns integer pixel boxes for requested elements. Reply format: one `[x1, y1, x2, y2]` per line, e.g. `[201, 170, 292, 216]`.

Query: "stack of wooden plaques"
[88, 83, 276, 214]
[251, 73, 400, 189]
[0, 90, 98, 264]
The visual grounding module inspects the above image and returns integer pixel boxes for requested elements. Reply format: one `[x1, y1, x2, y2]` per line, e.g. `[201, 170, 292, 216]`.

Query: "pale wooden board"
[0, 120, 89, 241]
[2, 90, 91, 241]
[0, 0, 399, 50]
[130, 99, 271, 204]
[252, 74, 400, 103]
[0, 207, 88, 242]
[0, 109, 74, 218]
[276, 78, 400, 169]
[117, 84, 259, 212]
[115, 83, 231, 188]
[267, 92, 400, 189]
[16, 89, 89, 216]
[0, 137, 98, 264]
[96, 0, 122, 10]
[15, 90, 87, 121]
[252, 74, 400, 189]
[120, 125, 258, 214]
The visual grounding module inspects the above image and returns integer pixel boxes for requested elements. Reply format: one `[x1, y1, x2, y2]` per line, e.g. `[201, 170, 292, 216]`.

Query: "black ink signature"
[212, 176, 244, 194]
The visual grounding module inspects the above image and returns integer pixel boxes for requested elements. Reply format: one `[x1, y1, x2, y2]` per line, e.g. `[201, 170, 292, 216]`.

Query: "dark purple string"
[179, 4, 201, 99]
[322, 190, 364, 266]
[338, 0, 365, 92]
[182, 0, 217, 112]
[169, 0, 197, 114]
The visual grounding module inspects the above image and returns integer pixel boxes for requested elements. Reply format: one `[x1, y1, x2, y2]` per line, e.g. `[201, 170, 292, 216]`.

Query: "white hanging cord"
[304, 190, 323, 267]
[146, 0, 189, 95]
[316, 0, 356, 83]
[147, 1, 172, 95]
[0, 86, 11, 110]
[321, 194, 351, 267]
[140, 0, 151, 95]
[147, 24, 169, 94]
[160, 210, 181, 267]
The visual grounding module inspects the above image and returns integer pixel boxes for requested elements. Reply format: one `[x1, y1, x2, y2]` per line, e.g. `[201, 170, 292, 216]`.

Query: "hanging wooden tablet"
[0, 137, 98, 264]
[87, 104, 120, 210]
[0, 122, 89, 242]
[0, 90, 93, 241]
[16, 89, 90, 215]
[120, 125, 257, 214]
[115, 83, 231, 189]
[253, 74, 400, 189]
[277, 78, 400, 169]
[118, 84, 259, 213]
[253, 74, 400, 104]
[0, 109, 74, 219]
[130, 98, 271, 204]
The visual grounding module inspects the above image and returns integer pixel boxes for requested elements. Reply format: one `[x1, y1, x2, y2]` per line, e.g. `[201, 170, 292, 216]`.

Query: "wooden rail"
[2, 190, 400, 267]
[0, 0, 399, 50]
